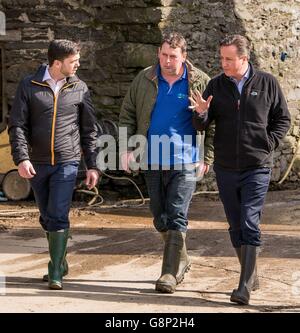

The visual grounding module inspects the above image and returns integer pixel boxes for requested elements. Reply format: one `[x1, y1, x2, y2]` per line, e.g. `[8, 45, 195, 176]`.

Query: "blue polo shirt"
[147, 65, 199, 167]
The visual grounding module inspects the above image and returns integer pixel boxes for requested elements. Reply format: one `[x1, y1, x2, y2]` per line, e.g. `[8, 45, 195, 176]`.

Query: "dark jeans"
[144, 168, 196, 233]
[30, 162, 79, 232]
[214, 165, 271, 247]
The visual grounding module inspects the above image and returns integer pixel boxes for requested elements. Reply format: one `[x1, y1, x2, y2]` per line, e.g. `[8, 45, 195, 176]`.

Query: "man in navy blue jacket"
[9, 40, 99, 290]
[191, 34, 291, 305]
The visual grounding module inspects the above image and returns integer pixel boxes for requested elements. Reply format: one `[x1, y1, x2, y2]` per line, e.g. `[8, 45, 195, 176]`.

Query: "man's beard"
[60, 68, 77, 77]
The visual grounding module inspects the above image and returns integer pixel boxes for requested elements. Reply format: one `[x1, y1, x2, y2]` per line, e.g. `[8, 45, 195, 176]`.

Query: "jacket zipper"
[31, 80, 77, 165]
[51, 94, 58, 165]
[236, 98, 240, 169]
[225, 70, 256, 170]
[236, 76, 254, 169]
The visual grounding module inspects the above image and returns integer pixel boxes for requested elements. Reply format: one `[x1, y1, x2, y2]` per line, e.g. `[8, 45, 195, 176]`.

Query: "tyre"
[2, 169, 31, 201]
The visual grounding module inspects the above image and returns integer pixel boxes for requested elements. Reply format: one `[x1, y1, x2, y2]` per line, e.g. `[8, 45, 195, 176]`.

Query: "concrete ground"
[0, 189, 300, 313]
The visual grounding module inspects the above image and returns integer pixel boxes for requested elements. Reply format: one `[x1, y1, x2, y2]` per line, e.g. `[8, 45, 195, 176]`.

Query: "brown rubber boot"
[160, 231, 191, 284]
[156, 230, 184, 293]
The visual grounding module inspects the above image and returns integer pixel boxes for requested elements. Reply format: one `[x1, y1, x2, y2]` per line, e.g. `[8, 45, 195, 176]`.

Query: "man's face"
[59, 53, 80, 77]
[220, 45, 247, 78]
[158, 42, 186, 76]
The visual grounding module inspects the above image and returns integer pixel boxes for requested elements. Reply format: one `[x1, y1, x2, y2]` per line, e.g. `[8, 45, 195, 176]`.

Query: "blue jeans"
[214, 165, 271, 247]
[30, 162, 79, 232]
[143, 168, 196, 233]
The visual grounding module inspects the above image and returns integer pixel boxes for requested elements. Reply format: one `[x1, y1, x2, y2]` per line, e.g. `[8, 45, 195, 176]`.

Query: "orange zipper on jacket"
[31, 80, 77, 165]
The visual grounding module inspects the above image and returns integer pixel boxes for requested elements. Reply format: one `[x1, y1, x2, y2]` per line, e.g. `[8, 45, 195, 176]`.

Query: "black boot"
[160, 232, 191, 285]
[230, 245, 258, 305]
[234, 247, 259, 291]
[156, 230, 183, 293]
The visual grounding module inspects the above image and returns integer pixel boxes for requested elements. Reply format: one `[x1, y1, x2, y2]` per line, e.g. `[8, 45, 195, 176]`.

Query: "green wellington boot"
[42, 231, 69, 282]
[47, 229, 69, 290]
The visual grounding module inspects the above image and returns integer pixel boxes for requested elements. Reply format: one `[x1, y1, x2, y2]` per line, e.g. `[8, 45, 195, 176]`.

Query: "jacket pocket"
[60, 91, 81, 107]
[243, 122, 270, 154]
[244, 90, 272, 123]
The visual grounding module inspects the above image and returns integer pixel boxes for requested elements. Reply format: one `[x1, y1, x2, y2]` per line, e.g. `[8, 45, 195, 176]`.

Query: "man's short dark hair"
[220, 35, 250, 59]
[48, 40, 80, 66]
[160, 31, 187, 54]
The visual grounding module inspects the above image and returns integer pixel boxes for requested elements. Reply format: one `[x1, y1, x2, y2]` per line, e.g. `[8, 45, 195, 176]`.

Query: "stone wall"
[158, 0, 300, 187]
[0, 0, 299, 188]
[233, 0, 300, 183]
[0, 0, 163, 121]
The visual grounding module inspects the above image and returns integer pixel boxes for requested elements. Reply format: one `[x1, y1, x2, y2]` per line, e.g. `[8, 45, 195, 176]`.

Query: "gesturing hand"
[189, 89, 213, 114]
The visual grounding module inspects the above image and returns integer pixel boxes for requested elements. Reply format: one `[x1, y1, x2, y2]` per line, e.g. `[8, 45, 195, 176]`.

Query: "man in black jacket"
[8, 40, 99, 290]
[191, 35, 291, 305]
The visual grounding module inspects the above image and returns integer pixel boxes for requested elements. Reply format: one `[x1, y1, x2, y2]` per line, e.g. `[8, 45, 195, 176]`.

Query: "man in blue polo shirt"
[119, 32, 214, 293]
[147, 64, 199, 168]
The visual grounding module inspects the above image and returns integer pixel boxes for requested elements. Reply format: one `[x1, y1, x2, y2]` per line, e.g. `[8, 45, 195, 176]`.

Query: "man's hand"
[203, 163, 210, 174]
[120, 151, 135, 173]
[196, 162, 210, 180]
[18, 160, 36, 179]
[85, 169, 99, 190]
[189, 89, 213, 114]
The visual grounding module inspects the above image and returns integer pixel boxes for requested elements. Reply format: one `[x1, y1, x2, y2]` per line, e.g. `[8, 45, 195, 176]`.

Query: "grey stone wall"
[233, 0, 300, 184]
[158, 0, 300, 187]
[0, 0, 163, 121]
[0, 0, 299, 188]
